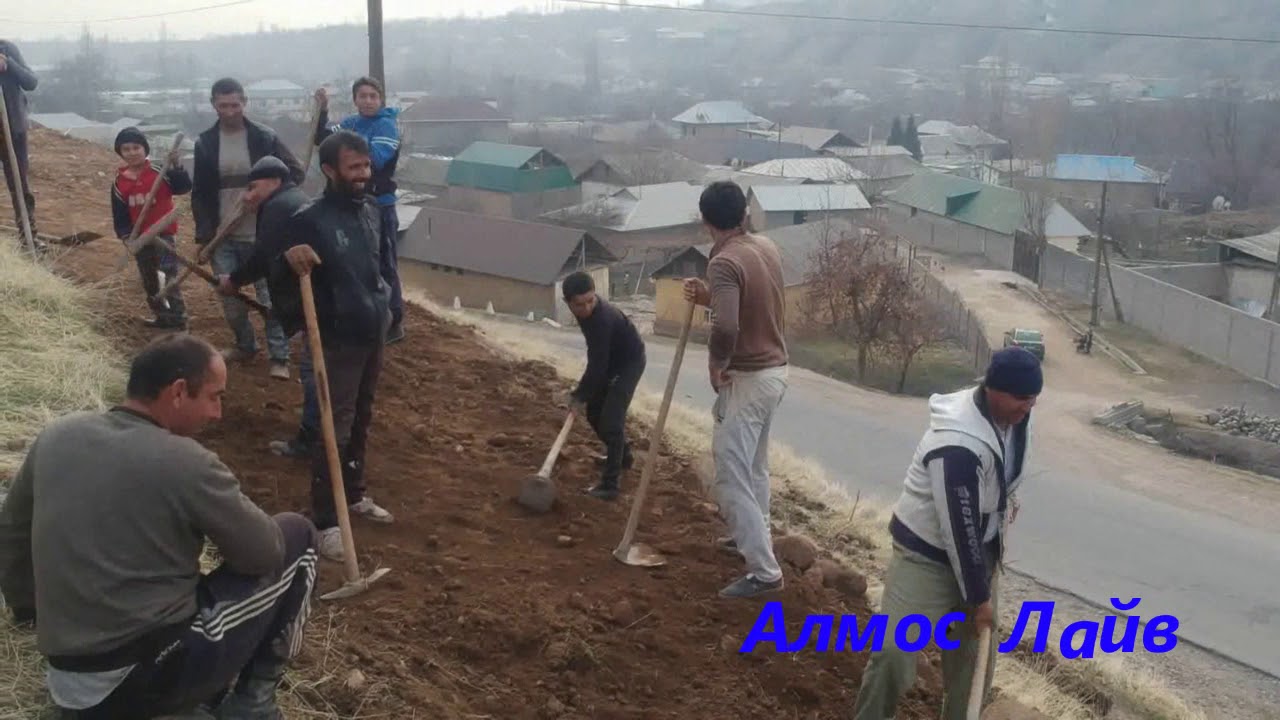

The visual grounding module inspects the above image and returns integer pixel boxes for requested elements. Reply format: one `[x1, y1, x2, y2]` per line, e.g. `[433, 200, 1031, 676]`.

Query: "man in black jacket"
[278, 131, 394, 562]
[192, 78, 303, 380]
[562, 272, 646, 501]
[218, 157, 320, 460]
[0, 39, 42, 250]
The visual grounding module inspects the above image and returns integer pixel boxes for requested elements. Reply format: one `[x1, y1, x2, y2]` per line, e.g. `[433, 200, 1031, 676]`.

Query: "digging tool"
[613, 298, 696, 568]
[298, 271, 391, 601]
[158, 203, 249, 299]
[299, 97, 322, 183]
[967, 572, 997, 720]
[0, 92, 38, 263]
[144, 235, 271, 316]
[114, 132, 185, 271]
[517, 411, 576, 513]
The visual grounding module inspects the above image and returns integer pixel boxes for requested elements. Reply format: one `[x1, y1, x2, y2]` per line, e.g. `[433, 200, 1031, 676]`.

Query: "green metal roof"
[447, 141, 577, 194]
[886, 171, 1024, 236]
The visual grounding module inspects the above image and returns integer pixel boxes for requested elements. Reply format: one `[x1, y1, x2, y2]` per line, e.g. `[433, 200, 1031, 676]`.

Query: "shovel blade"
[320, 567, 391, 601]
[517, 474, 556, 514]
[612, 543, 666, 568]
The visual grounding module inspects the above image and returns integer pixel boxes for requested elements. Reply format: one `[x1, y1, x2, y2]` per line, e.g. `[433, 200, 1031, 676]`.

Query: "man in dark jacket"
[0, 39, 42, 250]
[192, 77, 303, 380]
[277, 130, 395, 562]
[562, 271, 646, 501]
[218, 156, 320, 459]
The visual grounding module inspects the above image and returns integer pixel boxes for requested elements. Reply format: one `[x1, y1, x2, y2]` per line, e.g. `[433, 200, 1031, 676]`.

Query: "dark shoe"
[269, 430, 315, 458]
[719, 574, 783, 599]
[385, 321, 405, 345]
[595, 452, 635, 470]
[142, 316, 188, 330]
[585, 483, 619, 501]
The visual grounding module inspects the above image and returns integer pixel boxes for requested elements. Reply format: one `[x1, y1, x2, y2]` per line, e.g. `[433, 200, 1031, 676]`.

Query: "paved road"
[537, 327, 1280, 679]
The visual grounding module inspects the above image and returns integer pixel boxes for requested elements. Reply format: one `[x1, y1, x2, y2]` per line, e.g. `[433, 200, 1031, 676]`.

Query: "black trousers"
[311, 341, 383, 530]
[586, 357, 645, 488]
[0, 130, 35, 236]
[135, 235, 187, 323]
[55, 513, 318, 719]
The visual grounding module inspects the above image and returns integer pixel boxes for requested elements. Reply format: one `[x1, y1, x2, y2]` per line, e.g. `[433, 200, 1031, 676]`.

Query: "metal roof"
[649, 218, 858, 287]
[750, 184, 870, 212]
[446, 142, 576, 193]
[1220, 229, 1280, 264]
[885, 171, 1025, 236]
[543, 182, 704, 232]
[672, 137, 819, 166]
[672, 101, 768, 126]
[30, 112, 102, 131]
[1049, 154, 1163, 184]
[399, 96, 511, 123]
[1044, 203, 1092, 238]
[399, 207, 615, 285]
[453, 141, 544, 169]
[739, 126, 857, 151]
[699, 167, 806, 189]
[742, 157, 868, 182]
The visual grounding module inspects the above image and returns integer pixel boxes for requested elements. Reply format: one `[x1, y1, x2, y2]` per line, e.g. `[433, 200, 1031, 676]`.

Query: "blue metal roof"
[1051, 154, 1162, 184]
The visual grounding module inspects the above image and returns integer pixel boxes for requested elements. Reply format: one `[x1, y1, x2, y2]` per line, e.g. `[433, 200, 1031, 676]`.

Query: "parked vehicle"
[1002, 327, 1046, 361]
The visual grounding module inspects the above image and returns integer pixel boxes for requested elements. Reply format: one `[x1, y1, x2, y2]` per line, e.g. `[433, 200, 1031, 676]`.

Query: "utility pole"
[1267, 245, 1280, 320]
[368, 0, 385, 91]
[1090, 181, 1109, 327]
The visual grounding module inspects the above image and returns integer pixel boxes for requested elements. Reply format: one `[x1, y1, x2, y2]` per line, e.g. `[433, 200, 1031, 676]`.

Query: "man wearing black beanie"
[854, 346, 1041, 720]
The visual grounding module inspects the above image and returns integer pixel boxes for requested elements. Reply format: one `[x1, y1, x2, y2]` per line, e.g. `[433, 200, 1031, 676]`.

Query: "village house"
[747, 184, 872, 231]
[573, 149, 711, 198]
[737, 126, 863, 154]
[398, 96, 512, 155]
[398, 206, 615, 325]
[827, 145, 923, 198]
[672, 100, 770, 140]
[740, 157, 869, 184]
[648, 219, 857, 340]
[244, 79, 309, 119]
[672, 136, 819, 168]
[1026, 154, 1166, 210]
[444, 141, 581, 220]
[884, 170, 1092, 278]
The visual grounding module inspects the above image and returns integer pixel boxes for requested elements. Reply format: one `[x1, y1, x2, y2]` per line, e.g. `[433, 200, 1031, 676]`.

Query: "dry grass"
[423, 293, 1209, 720]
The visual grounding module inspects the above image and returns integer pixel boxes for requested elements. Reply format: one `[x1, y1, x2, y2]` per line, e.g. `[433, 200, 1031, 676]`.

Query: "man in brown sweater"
[0, 333, 318, 719]
[683, 180, 790, 599]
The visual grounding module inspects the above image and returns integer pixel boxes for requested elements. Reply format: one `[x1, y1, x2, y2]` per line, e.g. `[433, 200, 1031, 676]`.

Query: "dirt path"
[22, 129, 946, 719]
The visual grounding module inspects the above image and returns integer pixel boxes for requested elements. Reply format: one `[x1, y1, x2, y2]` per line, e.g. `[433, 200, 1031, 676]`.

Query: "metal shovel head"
[517, 473, 556, 514]
[320, 567, 391, 601]
[612, 543, 666, 567]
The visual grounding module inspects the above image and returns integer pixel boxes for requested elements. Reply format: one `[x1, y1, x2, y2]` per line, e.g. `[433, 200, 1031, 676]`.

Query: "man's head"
[319, 130, 372, 196]
[114, 127, 151, 168]
[244, 156, 291, 209]
[699, 181, 748, 237]
[124, 334, 227, 437]
[982, 347, 1042, 427]
[352, 76, 385, 117]
[210, 78, 247, 129]
[562, 271, 598, 320]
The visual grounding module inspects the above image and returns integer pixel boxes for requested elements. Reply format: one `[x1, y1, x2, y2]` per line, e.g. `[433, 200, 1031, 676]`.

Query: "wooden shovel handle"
[149, 237, 270, 316]
[538, 413, 576, 478]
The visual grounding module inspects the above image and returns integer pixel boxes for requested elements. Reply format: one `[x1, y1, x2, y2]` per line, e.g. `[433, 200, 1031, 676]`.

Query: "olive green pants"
[852, 543, 999, 720]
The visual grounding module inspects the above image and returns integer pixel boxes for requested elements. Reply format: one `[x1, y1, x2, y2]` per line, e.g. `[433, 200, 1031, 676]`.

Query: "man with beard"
[272, 131, 395, 562]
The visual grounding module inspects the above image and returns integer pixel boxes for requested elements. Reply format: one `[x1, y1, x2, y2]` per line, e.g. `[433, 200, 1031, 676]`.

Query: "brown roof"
[400, 96, 511, 123]
[399, 207, 616, 285]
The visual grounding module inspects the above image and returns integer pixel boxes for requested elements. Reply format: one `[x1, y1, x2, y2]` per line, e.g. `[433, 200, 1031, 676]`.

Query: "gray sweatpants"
[852, 542, 999, 720]
[712, 365, 788, 584]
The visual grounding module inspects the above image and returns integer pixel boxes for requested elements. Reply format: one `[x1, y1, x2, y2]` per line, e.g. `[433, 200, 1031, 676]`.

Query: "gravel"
[1206, 406, 1280, 444]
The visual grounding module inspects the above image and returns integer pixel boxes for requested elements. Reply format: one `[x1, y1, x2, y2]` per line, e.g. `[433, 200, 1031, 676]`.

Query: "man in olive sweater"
[0, 334, 318, 719]
[683, 180, 790, 600]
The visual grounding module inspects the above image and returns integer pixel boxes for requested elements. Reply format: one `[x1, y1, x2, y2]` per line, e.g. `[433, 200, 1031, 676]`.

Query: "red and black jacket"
[110, 163, 193, 239]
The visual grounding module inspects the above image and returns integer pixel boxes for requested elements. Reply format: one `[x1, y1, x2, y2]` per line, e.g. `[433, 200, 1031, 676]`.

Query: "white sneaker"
[350, 497, 394, 524]
[318, 527, 344, 562]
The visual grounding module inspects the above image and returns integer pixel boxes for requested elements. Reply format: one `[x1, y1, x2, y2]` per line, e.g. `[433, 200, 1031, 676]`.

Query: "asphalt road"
[538, 328, 1280, 680]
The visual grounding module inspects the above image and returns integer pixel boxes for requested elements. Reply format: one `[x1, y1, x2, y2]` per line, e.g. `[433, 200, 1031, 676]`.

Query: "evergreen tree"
[888, 116, 905, 147]
[904, 114, 923, 162]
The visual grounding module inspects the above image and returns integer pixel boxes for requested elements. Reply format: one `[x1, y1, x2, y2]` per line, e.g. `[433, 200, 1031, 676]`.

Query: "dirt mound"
[31, 133, 944, 718]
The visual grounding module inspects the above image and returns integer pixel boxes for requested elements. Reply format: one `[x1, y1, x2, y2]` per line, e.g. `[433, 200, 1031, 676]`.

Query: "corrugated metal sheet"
[672, 101, 768, 126]
[1051, 154, 1162, 184]
[446, 142, 576, 194]
[886, 171, 1023, 235]
[742, 157, 868, 182]
[647, 218, 857, 287]
[1220, 229, 1280, 264]
[751, 184, 870, 212]
[1044, 203, 1092, 238]
[453, 141, 542, 169]
[400, 96, 510, 123]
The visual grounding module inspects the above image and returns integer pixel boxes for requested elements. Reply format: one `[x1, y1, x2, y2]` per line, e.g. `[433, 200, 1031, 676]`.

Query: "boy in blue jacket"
[313, 77, 405, 344]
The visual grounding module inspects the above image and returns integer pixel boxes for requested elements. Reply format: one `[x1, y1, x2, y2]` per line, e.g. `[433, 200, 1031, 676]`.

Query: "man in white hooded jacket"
[853, 346, 1041, 720]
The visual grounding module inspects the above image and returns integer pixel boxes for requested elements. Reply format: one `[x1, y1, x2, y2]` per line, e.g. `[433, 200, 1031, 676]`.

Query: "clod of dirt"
[801, 566, 825, 591]
[567, 593, 590, 612]
[264, 400, 284, 412]
[543, 696, 567, 718]
[981, 698, 1052, 720]
[488, 433, 513, 447]
[774, 534, 820, 571]
[344, 668, 368, 691]
[914, 654, 943, 695]
[544, 640, 572, 670]
[412, 423, 429, 441]
[425, 534, 440, 548]
[5, 438, 26, 452]
[720, 634, 740, 653]
[609, 600, 636, 627]
[816, 559, 868, 598]
[445, 579, 464, 591]
[698, 502, 719, 516]
[556, 535, 575, 547]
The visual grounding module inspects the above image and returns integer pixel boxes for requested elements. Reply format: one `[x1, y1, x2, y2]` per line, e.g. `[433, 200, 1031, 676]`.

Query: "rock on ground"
[773, 534, 820, 571]
[981, 698, 1052, 720]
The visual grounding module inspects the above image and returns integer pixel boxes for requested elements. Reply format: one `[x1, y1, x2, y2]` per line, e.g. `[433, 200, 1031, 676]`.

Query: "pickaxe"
[158, 202, 250, 300]
[113, 133, 185, 272]
[142, 234, 271, 317]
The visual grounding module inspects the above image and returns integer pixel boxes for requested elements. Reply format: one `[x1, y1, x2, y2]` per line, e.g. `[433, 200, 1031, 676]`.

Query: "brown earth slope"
[17, 130, 943, 719]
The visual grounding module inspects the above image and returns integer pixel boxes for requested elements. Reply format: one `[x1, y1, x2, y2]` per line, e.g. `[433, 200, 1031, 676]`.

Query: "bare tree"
[887, 287, 950, 393]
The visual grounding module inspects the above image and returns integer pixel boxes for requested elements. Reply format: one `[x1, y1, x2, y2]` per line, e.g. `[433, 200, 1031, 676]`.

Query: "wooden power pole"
[1090, 181, 1109, 327]
[368, 0, 386, 90]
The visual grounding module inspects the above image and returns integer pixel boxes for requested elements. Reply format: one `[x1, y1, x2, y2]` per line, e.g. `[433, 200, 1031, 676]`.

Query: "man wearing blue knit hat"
[854, 346, 1041, 720]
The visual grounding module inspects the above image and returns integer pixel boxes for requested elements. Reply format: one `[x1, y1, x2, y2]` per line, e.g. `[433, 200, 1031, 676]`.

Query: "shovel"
[143, 235, 271, 316]
[0, 92, 38, 263]
[297, 271, 391, 601]
[613, 298, 695, 568]
[517, 411, 576, 513]
[158, 203, 249, 300]
[114, 132, 185, 272]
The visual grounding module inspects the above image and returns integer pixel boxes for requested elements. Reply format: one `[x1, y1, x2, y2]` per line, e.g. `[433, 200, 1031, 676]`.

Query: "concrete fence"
[1040, 244, 1280, 386]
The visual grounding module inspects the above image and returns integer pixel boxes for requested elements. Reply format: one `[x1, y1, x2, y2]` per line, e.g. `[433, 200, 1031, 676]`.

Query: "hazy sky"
[4, 0, 629, 42]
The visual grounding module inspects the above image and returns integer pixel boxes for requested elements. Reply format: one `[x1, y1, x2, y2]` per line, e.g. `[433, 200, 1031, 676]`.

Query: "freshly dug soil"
[29, 129, 943, 719]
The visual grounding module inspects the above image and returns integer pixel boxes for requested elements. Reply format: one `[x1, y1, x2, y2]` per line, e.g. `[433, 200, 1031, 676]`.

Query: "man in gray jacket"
[853, 347, 1040, 720]
[0, 39, 41, 250]
[0, 333, 318, 719]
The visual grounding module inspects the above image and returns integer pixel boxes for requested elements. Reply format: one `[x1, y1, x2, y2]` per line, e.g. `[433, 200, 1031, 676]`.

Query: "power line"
[1, 0, 257, 25]
[558, 0, 1280, 46]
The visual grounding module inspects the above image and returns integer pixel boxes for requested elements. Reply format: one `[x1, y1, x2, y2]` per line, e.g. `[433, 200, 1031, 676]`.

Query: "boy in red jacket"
[111, 127, 192, 330]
